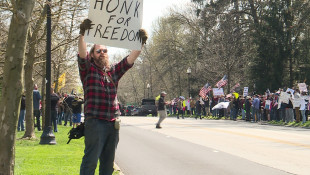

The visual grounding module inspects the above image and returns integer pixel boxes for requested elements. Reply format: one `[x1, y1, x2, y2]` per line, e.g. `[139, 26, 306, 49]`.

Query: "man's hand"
[79, 19, 94, 36]
[139, 29, 148, 45]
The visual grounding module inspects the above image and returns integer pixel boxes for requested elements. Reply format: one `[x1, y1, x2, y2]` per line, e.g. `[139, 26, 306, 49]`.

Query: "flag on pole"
[199, 83, 212, 99]
[216, 75, 228, 89]
[230, 83, 240, 92]
[57, 72, 66, 90]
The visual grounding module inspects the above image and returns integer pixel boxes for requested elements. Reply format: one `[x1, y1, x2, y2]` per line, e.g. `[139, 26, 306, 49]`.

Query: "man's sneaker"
[156, 125, 162, 129]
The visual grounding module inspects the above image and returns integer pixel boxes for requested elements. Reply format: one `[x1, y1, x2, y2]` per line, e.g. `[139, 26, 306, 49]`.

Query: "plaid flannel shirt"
[78, 54, 133, 121]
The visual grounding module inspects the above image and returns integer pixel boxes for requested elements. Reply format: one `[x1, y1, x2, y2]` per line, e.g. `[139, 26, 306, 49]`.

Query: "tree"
[248, 0, 310, 92]
[0, 0, 35, 174]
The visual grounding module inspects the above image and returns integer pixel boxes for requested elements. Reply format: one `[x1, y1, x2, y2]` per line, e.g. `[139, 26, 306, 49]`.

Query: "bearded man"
[78, 19, 147, 175]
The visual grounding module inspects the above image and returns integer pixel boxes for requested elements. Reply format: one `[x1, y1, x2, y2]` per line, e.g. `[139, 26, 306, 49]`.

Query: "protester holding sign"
[78, 18, 147, 175]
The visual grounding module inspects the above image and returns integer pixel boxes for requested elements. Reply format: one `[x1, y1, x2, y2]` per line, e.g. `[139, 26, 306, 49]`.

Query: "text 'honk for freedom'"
[85, 0, 144, 50]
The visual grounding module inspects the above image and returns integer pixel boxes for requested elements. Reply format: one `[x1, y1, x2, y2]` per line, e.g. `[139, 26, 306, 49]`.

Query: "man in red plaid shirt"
[78, 19, 148, 175]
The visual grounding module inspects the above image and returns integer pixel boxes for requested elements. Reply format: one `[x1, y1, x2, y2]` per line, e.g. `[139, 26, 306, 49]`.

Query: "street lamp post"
[186, 67, 191, 98]
[40, 0, 56, 145]
[147, 83, 150, 99]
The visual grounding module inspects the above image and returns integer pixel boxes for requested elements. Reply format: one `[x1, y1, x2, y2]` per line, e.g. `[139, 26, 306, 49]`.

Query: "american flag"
[216, 75, 228, 89]
[199, 83, 212, 99]
[230, 83, 240, 92]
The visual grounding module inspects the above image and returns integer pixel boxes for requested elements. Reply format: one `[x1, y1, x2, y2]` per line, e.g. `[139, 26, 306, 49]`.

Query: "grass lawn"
[15, 125, 120, 175]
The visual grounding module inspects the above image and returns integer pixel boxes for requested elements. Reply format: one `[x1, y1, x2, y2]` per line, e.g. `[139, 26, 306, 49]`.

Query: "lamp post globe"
[186, 67, 191, 98]
[147, 83, 150, 99]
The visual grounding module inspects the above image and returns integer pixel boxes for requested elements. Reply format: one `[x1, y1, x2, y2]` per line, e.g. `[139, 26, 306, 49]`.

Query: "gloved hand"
[139, 29, 148, 45]
[79, 19, 94, 36]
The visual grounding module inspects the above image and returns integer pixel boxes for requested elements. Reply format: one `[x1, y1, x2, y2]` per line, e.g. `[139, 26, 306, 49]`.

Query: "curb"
[114, 162, 124, 175]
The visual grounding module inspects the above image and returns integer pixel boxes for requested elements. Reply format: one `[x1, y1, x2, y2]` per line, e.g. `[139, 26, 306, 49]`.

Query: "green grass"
[268, 120, 310, 128]
[15, 125, 120, 175]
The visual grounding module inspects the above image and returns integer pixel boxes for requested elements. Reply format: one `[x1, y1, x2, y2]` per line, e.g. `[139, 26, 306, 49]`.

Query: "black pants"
[34, 109, 41, 131]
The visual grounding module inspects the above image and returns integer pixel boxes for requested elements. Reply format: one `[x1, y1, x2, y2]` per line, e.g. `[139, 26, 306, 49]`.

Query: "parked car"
[125, 106, 135, 116]
[131, 107, 141, 116]
[119, 104, 125, 116]
[139, 99, 157, 116]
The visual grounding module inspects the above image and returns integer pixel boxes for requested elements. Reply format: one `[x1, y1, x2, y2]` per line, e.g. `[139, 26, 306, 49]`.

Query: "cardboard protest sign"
[213, 88, 224, 96]
[85, 0, 144, 50]
[298, 83, 308, 92]
[243, 87, 248, 97]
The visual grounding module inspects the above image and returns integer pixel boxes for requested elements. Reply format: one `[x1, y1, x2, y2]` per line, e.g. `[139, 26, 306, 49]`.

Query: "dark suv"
[140, 99, 157, 116]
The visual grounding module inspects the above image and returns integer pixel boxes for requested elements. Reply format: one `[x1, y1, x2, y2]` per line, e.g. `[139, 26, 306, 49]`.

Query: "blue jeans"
[241, 109, 245, 120]
[64, 110, 72, 126]
[252, 108, 260, 121]
[58, 112, 63, 124]
[80, 119, 119, 175]
[301, 110, 306, 123]
[18, 110, 25, 131]
[231, 108, 237, 120]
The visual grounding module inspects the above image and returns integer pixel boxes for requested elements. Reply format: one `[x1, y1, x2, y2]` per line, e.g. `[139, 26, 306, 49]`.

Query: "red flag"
[216, 75, 228, 88]
[199, 83, 212, 99]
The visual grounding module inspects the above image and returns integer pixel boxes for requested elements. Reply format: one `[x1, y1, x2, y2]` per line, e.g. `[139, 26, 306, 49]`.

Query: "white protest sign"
[298, 83, 308, 92]
[301, 95, 310, 100]
[292, 97, 301, 108]
[279, 92, 290, 104]
[85, 0, 144, 50]
[286, 88, 294, 94]
[243, 87, 248, 97]
[213, 88, 224, 96]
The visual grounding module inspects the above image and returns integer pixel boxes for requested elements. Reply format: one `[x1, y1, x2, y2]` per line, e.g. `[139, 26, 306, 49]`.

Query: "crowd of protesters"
[17, 84, 84, 132]
[166, 87, 310, 124]
[17, 85, 309, 132]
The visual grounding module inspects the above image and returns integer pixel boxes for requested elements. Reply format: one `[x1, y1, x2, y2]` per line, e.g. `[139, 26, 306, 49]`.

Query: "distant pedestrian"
[177, 98, 184, 119]
[50, 88, 60, 132]
[63, 93, 74, 126]
[18, 93, 26, 131]
[252, 95, 260, 122]
[245, 96, 251, 121]
[156, 91, 168, 129]
[57, 101, 64, 125]
[195, 97, 202, 120]
[71, 96, 84, 128]
[33, 84, 41, 131]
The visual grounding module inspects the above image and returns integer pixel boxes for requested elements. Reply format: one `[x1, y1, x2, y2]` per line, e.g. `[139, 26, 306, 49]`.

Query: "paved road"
[115, 117, 310, 175]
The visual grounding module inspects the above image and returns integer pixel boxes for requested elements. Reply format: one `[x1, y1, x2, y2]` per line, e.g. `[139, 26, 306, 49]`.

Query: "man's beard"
[94, 56, 109, 69]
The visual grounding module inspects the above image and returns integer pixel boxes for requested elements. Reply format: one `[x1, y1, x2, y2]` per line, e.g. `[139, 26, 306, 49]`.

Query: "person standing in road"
[156, 91, 168, 128]
[78, 19, 148, 175]
[33, 84, 41, 131]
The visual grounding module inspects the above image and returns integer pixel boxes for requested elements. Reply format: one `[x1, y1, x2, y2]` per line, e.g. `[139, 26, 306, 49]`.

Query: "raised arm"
[78, 35, 87, 59]
[78, 19, 94, 59]
[127, 29, 148, 65]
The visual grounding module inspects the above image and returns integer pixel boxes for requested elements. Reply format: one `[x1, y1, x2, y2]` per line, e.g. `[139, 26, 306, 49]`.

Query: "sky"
[141, 0, 191, 34]
[108, 0, 191, 57]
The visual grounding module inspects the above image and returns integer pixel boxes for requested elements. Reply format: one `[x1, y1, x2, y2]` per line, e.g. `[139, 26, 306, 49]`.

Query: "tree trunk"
[0, 0, 35, 174]
[23, 5, 47, 138]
